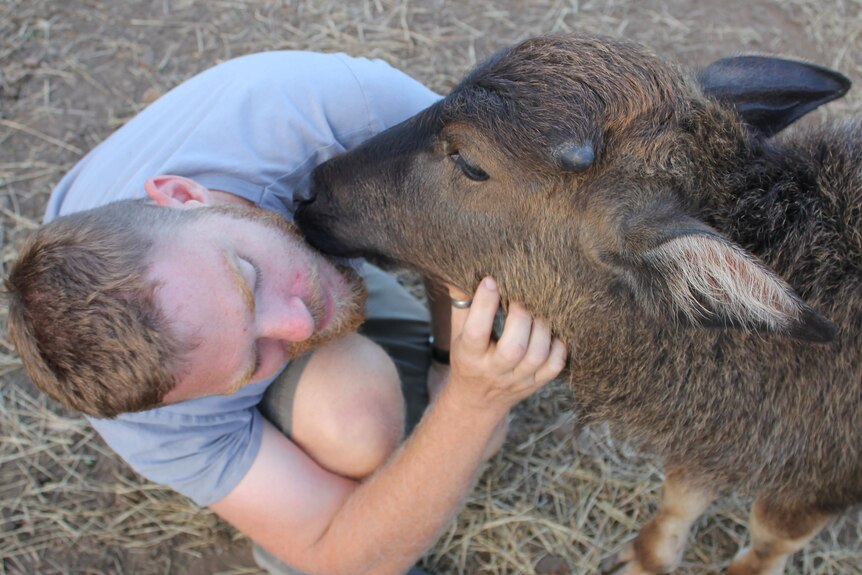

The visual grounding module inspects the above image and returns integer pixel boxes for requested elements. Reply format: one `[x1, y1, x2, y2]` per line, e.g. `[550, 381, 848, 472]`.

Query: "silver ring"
[450, 298, 473, 309]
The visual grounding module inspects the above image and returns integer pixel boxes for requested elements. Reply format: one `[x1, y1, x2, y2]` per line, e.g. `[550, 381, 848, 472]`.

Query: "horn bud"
[554, 142, 595, 172]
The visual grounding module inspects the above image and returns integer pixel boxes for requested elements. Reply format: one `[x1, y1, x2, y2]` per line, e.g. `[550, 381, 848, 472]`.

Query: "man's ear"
[144, 175, 214, 207]
[698, 55, 851, 137]
[613, 211, 836, 343]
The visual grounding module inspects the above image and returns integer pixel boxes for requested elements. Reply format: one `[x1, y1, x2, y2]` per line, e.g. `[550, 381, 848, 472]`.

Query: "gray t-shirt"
[46, 51, 440, 506]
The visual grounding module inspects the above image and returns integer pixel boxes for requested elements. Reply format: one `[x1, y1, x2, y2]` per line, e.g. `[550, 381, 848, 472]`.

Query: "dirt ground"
[2, 0, 861, 574]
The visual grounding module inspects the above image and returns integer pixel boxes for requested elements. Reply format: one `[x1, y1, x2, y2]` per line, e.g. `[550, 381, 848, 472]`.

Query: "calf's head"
[296, 35, 845, 341]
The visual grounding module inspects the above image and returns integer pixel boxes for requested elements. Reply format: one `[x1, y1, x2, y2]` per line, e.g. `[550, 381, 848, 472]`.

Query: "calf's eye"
[449, 152, 489, 182]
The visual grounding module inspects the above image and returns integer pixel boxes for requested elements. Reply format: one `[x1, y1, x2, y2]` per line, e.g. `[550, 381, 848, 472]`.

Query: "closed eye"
[237, 255, 263, 379]
[238, 254, 262, 291]
[449, 152, 489, 182]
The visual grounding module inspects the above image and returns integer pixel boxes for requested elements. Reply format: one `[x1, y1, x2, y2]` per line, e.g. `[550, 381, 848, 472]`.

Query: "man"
[6, 51, 566, 575]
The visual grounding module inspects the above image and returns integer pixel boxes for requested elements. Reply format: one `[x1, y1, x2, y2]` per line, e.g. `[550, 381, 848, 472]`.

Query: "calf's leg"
[601, 469, 715, 574]
[726, 498, 832, 575]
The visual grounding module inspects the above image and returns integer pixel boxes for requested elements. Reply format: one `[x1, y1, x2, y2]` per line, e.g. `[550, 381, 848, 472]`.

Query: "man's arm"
[211, 278, 567, 575]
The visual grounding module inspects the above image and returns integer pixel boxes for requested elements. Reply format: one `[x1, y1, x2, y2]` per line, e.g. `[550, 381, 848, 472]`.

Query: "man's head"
[6, 176, 366, 418]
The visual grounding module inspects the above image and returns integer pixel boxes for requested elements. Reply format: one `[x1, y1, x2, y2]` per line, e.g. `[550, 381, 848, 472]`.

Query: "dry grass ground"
[1, 1, 861, 573]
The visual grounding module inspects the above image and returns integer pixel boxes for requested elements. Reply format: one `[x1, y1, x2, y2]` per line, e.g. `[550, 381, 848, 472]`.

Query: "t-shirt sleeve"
[87, 383, 268, 507]
[336, 54, 442, 136]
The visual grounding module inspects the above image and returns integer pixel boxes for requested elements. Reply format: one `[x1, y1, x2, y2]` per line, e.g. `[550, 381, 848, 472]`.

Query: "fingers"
[498, 309, 566, 383]
[450, 277, 500, 357]
[495, 302, 533, 369]
[534, 337, 568, 385]
[447, 284, 471, 302]
[521, 315, 553, 372]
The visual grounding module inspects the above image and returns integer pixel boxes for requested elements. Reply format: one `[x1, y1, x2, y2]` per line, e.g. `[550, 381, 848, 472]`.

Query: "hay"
[2, 0, 861, 573]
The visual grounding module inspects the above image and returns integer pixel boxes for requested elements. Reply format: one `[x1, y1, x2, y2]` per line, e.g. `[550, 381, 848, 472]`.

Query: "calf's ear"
[698, 55, 851, 137]
[616, 213, 836, 342]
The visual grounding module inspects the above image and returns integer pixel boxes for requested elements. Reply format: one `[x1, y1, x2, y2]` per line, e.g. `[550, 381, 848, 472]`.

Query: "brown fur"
[296, 34, 862, 571]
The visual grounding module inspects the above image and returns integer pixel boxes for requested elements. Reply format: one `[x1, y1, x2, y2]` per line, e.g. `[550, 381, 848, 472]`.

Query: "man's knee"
[292, 333, 406, 479]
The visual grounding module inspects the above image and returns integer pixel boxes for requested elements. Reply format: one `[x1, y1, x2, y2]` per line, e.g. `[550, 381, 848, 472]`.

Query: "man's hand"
[446, 277, 567, 416]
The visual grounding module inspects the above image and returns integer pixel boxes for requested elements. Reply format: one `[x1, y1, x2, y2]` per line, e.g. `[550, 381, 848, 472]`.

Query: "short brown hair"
[5, 199, 204, 418]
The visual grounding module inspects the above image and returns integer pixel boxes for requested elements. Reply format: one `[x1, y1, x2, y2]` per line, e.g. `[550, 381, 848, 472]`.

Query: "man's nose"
[258, 296, 315, 342]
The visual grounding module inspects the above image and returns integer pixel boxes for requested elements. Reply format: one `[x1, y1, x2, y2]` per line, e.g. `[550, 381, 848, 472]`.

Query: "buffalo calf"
[296, 35, 860, 574]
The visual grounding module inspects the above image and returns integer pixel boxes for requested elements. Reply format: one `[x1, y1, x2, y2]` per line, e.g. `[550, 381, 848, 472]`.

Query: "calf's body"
[296, 35, 861, 573]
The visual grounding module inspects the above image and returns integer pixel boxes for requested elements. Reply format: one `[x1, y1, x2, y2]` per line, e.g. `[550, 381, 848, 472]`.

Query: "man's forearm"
[311, 383, 508, 575]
